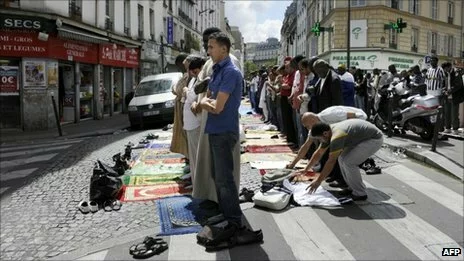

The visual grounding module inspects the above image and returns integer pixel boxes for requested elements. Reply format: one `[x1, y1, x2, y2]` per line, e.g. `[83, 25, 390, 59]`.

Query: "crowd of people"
[166, 24, 464, 247]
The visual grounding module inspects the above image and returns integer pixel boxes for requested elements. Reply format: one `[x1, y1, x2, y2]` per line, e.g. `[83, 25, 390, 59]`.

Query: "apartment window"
[138, 4, 144, 38]
[3, 0, 20, 7]
[448, 35, 455, 57]
[168, 0, 173, 12]
[431, 0, 438, 20]
[389, 29, 398, 49]
[150, 9, 155, 40]
[390, 0, 400, 9]
[328, 0, 333, 11]
[124, 0, 130, 35]
[429, 32, 438, 53]
[411, 28, 418, 52]
[69, 0, 82, 19]
[448, 1, 454, 24]
[408, 0, 420, 15]
[351, 0, 366, 7]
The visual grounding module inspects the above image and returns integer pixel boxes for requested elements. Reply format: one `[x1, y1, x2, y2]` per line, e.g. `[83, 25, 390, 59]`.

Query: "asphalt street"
[0, 127, 463, 260]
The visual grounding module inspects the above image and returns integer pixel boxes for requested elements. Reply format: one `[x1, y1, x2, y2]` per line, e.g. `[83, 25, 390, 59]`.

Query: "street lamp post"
[347, 0, 351, 69]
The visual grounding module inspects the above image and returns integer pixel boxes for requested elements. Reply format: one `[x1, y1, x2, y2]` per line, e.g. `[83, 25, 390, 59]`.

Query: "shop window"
[113, 69, 123, 113]
[0, 59, 21, 128]
[3, 0, 20, 8]
[79, 65, 94, 119]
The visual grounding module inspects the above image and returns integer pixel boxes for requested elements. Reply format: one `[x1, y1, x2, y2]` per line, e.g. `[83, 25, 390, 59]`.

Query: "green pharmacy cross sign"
[311, 22, 333, 37]
[384, 18, 407, 33]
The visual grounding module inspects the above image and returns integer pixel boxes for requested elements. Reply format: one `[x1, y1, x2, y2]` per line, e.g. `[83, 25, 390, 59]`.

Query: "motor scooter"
[373, 78, 440, 140]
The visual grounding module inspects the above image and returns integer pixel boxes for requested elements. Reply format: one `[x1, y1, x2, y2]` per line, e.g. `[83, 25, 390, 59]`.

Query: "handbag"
[252, 185, 292, 211]
[89, 161, 123, 203]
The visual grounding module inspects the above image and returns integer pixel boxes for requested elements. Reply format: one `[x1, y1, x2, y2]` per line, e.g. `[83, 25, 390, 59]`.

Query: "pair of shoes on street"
[129, 236, 168, 259]
[103, 199, 122, 212]
[78, 201, 98, 214]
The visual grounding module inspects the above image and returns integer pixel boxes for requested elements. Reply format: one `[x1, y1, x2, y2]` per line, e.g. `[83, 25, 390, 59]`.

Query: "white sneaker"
[89, 201, 99, 213]
[78, 201, 90, 214]
[443, 129, 451, 133]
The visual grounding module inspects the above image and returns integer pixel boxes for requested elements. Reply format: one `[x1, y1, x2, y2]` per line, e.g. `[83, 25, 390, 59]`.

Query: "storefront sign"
[0, 14, 53, 31]
[330, 51, 423, 70]
[167, 17, 173, 45]
[49, 39, 99, 64]
[350, 20, 367, 48]
[0, 31, 48, 57]
[0, 66, 19, 94]
[63, 93, 75, 107]
[99, 44, 139, 68]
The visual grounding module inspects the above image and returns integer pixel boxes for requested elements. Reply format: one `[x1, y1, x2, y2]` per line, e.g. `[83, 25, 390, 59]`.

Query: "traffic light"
[311, 22, 321, 36]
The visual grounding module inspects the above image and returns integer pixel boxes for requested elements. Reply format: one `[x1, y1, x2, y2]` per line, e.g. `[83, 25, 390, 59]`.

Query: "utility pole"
[347, 0, 351, 69]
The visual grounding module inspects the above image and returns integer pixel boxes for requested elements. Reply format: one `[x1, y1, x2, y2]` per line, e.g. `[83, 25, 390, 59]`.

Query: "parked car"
[128, 72, 183, 129]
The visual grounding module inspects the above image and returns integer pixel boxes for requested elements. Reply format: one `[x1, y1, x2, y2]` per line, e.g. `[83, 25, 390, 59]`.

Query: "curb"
[382, 142, 464, 181]
[48, 227, 160, 260]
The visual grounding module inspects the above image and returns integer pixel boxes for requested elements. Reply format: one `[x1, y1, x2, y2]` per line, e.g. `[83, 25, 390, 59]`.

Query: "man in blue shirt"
[200, 32, 243, 229]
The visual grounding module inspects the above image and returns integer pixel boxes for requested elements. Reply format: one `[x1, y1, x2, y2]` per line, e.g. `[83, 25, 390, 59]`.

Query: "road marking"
[0, 168, 38, 181]
[361, 181, 462, 260]
[385, 165, 463, 217]
[77, 250, 108, 260]
[167, 233, 230, 261]
[1, 153, 58, 169]
[272, 207, 355, 260]
[0, 145, 73, 158]
[0, 139, 82, 152]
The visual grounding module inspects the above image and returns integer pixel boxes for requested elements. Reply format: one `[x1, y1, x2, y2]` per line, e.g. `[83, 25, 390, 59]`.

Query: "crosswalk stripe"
[384, 165, 463, 217]
[76, 250, 108, 260]
[362, 181, 462, 260]
[0, 145, 73, 158]
[0, 153, 58, 169]
[167, 234, 230, 261]
[272, 207, 355, 260]
[0, 168, 38, 181]
[0, 139, 82, 152]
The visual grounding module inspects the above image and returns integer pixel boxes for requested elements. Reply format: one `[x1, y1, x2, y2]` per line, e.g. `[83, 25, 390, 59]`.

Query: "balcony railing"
[178, 8, 192, 27]
[411, 45, 418, 52]
[105, 18, 113, 30]
[138, 30, 144, 39]
[389, 43, 397, 49]
[69, 2, 82, 21]
[448, 17, 453, 24]
[124, 27, 130, 36]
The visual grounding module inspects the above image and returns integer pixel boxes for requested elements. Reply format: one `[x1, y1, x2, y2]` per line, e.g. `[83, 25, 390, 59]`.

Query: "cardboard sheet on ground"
[283, 179, 340, 207]
[250, 161, 289, 169]
[241, 153, 295, 163]
[246, 145, 293, 153]
[121, 183, 191, 202]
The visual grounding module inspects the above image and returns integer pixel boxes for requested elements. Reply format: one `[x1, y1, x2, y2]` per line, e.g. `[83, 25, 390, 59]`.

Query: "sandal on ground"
[130, 237, 168, 259]
[112, 199, 122, 211]
[103, 200, 113, 212]
[89, 201, 99, 213]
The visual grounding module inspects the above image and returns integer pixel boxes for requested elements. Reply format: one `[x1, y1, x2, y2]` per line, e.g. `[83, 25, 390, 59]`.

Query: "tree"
[244, 61, 258, 79]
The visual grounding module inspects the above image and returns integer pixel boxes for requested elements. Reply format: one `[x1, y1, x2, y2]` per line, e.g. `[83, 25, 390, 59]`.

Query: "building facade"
[295, 0, 308, 57]
[304, 0, 463, 71]
[0, 0, 224, 130]
[279, 2, 297, 64]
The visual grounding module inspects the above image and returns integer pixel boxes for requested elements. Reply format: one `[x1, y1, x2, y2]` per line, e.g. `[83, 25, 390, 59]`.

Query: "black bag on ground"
[89, 161, 123, 203]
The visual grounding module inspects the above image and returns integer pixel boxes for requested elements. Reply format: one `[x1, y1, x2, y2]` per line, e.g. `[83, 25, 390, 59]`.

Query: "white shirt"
[319, 70, 331, 94]
[291, 70, 301, 97]
[183, 77, 201, 131]
[251, 76, 259, 92]
[318, 106, 367, 124]
[340, 72, 355, 83]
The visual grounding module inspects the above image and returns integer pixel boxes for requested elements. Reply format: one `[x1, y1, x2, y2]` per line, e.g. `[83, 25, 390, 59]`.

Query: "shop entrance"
[58, 63, 75, 123]
[79, 64, 94, 119]
[113, 68, 123, 113]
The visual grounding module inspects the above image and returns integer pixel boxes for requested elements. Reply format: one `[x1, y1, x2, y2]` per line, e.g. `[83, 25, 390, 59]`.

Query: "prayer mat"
[138, 149, 184, 161]
[246, 145, 293, 153]
[120, 183, 192, 202]
[245, 139, 289, 146]
[123, 174, 184, 186]
[145, 143, 172, 149]
[143, 158, 186, 165]
[241, 153, 295, 163]
[156, 196, 210, 236]
[127, 162, 185, 176]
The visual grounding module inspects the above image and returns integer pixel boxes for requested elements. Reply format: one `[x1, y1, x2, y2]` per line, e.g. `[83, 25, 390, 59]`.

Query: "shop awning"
[57, 26, 108, 44]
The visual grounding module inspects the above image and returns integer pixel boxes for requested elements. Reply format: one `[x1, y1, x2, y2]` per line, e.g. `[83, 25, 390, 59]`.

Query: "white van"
[127, 72, 183, 129]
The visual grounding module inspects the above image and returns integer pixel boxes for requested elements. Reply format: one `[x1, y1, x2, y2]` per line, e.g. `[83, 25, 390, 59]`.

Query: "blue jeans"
[249, 90, 256, 110]
[208, 132, 242, 225]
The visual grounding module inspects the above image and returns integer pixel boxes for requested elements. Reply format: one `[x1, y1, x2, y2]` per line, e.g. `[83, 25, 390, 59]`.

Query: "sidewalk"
[382, 133, 464, 181]
[0, 113, 130, 145]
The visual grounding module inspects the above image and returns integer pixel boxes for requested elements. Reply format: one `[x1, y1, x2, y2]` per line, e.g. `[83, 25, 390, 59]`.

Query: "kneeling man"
[303, 119, 383, 200]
